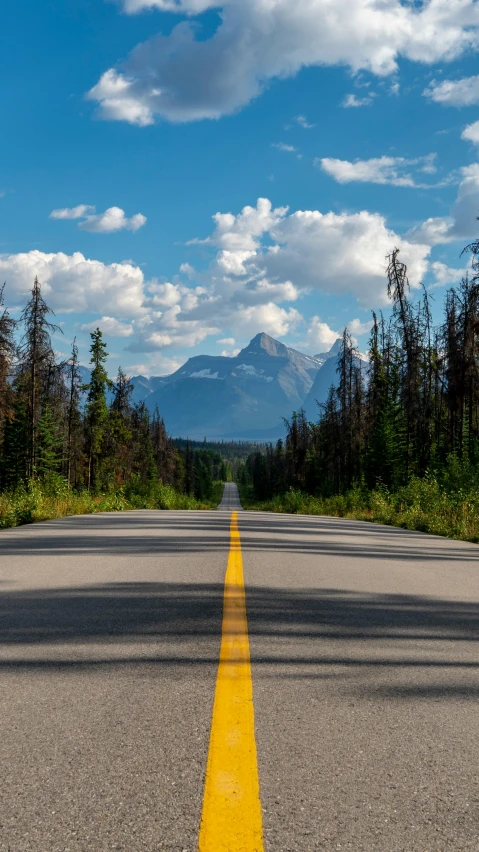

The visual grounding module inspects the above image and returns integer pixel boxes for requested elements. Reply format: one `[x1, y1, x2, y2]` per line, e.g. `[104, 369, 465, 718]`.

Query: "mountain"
[78, 333, 348, 439]
[128, 375, 168, 405]
[313, 337, 342, 366]
[141, 333, 323, 439]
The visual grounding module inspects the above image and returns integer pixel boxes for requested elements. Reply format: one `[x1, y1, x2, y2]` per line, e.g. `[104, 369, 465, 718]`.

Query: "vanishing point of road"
[1, 482, 478, 851]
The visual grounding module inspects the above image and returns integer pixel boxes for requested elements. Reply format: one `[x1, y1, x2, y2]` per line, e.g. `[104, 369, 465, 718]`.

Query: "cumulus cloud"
[199, 197, 288, 252]
[80, 207, 147, 233]
[319, 154, 438, 187]
[1, 194, 456, 358]
[264, 208, 430, 305]
[430, 260, 467, 288]
[301, 317, 341, 353]
[81, 316, 134, 337]
[50, 204, 147, 233]
[407, 164, 479, 245]
[462, 121, 479, 145]
[425, 74, 479, 106]
[89, 0, 479, 124]
[0, 250, 146, 317]
[347, 317, 374, 341]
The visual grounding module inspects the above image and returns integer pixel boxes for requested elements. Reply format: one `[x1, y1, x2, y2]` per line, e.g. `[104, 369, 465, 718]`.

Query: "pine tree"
[37, 404, 63, 477]
[84, 329, 111, 490]
[0, 284, 16, 442]
[17, 277, 61, 478]
[64, 339, 83, 486]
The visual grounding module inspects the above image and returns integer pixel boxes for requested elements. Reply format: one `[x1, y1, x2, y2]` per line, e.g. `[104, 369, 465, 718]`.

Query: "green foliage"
[84, 328, 112, 490]
[0, 475, 220, 530]
[241, 473, 479, 544]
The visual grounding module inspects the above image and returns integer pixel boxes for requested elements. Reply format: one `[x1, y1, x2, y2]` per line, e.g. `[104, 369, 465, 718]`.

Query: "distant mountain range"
[80, 332, 353, 440]
[128, 332, 348, 440]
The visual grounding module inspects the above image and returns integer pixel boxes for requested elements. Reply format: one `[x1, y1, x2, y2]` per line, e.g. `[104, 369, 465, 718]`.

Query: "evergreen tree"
[37, 404, 63, 477]
[84, 329, 111, 490]
[17, 277, 61, 477]
[0, 284, 16, 442]
[65, 339, 83, 486]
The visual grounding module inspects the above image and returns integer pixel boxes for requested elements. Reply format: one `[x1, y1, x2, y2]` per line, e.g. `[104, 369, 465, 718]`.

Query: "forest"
[0, 279, 231, 527]
[238, 239, 479, 542]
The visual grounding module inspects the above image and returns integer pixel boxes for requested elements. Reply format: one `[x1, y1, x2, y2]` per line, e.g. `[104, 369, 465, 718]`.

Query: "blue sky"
[2, 0, 479, 375]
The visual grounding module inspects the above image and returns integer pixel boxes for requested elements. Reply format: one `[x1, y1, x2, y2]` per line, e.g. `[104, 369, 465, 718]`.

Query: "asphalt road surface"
[1, 483, 478, 851]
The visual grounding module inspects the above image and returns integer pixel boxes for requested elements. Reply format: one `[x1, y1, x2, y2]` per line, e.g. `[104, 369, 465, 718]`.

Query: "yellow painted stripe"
[198, 511, 264, 852]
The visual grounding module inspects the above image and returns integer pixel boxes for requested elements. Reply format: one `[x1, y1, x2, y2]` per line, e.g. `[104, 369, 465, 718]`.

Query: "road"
[0, 482, 478, 851]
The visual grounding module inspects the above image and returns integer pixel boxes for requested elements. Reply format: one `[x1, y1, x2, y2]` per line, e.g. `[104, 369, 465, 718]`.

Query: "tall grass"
[239, 476, 479, 543]
[0, 474, 223, 530]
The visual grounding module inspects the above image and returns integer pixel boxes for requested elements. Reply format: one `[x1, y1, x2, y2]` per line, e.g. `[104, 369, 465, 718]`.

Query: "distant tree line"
[173, 438, 264, 480]
[240, 241, 479, 502]
[0, 278, 229, 502]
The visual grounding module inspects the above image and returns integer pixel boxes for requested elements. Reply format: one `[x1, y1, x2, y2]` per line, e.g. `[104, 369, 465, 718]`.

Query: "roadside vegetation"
[0, 475, 226, 530]
[0, 280, 228, 529]
[238, 240, 479, 545]
[238, 472, 479, 543]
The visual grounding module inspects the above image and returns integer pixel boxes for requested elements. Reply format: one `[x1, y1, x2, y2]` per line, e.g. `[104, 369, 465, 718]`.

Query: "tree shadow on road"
[1, 582, 478, 702]
[1, 510, 478, 563]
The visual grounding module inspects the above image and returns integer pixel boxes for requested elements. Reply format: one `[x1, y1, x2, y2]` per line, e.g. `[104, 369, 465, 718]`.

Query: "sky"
[2, 0, 479, 376]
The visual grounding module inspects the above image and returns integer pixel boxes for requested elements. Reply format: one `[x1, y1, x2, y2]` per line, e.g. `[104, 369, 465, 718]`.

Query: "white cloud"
[90, 0, 479, 124]
[462, 121, 479, 145]
[179, 261, 195, 277]
[425, 74, 479, 106]
[299, 315, 371, 353]
[264, 208, 430, 306]
[430, 261, 466, 288]
[302, 317, 340, 353]
[50, 203, 147, 233]
[407, 164, 479, 245]
[183, 197, 431, 317]
[347, 317, 374, 341]
[81, 316, 134, 337]
[319, 154, 438, 187]
[230, 304, 302, 339]
[342, 93, 375, 108]
[217, 337, 235, 345]
[50, 204, 95, 220]
[204, 197, 288, 252]
[0, 250, 146, 317]
[80, 207, 147, 233]
[87, 70, 155, 126]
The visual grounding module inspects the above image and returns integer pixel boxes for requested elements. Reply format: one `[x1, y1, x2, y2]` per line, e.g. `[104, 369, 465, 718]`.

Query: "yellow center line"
[198, 511, 264, 852]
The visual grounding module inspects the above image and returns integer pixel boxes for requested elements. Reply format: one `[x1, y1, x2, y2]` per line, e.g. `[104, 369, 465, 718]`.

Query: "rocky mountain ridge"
[128, 332, 344, 439]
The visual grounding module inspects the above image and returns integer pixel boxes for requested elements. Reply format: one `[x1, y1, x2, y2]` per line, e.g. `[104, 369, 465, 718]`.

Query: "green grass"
[238, 477, 479, 544]
[0, 475, 224, 530]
